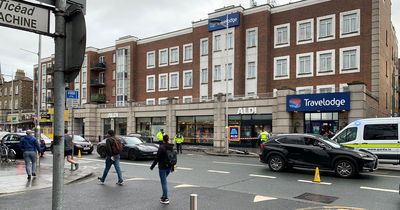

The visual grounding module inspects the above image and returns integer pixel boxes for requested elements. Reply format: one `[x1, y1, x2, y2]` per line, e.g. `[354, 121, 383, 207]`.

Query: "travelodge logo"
[289, 98, 302, 109]
[286, 92, 351, 112]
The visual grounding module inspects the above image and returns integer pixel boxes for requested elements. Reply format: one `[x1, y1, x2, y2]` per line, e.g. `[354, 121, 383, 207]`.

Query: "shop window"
[364, 124, 398, 140]
[177, 116, 214, 144]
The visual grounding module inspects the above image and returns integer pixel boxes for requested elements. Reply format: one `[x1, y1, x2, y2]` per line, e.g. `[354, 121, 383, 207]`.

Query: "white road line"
[360, 186, 399, 193]
[213, 161, 264, 167]
[368, 174, 400, 179]
[249, 174, 276, 179]
[297, 180, 332, 185]
[176, 167, 193, 171]
[208, 170, 230, 174]
[253, 195, 277, 203]
[80, 157, 151, 167]
[174, 184, 199, 188]
[126, 177, 148, 181]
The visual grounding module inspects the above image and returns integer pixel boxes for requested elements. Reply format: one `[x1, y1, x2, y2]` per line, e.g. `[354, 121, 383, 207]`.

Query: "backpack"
[111, 137, 123, 155]
[165, 150, 177, 168]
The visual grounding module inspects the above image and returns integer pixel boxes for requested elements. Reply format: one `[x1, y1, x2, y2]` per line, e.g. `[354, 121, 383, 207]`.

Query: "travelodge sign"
[286, 92, 351, 112]
[208, 12, 240, 32]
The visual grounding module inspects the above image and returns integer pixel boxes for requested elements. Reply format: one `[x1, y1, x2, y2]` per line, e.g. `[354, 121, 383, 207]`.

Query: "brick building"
[35, 0, 399, 150]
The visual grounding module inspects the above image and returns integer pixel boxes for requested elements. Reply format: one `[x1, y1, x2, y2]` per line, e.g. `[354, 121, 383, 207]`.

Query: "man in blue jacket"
[19, 130, 41, 179]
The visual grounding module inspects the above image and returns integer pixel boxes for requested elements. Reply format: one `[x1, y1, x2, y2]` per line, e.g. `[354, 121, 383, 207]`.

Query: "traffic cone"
[313, 167, 321, 183]
[77, 150, 82, 158]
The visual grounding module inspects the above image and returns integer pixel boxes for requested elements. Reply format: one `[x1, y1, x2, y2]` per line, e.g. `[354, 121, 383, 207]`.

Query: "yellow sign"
[41, 108, 70, 122]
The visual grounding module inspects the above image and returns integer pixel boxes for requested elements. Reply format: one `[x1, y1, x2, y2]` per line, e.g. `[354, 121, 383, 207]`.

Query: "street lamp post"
[2, 73, 14, 132]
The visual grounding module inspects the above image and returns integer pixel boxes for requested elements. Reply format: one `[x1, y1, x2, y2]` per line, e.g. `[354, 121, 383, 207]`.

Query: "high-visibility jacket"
[259, 131, 270, 142]
[156, 132, 164, 142]
[174, 136, 184, 144]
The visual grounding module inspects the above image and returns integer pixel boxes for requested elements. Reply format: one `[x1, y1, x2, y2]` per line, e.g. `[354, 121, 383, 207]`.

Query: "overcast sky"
[0, 0, 399, 79]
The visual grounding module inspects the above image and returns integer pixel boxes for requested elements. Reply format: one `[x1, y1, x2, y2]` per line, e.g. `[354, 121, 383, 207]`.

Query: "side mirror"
[318, 142, 327, 150]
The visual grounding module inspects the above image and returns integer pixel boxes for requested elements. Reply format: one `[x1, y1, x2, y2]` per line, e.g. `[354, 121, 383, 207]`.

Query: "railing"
[90, 62, 106, 71]
[91, 94, 106, 103]
[46, 67, 54, 75]
[90, 79, 105, 86]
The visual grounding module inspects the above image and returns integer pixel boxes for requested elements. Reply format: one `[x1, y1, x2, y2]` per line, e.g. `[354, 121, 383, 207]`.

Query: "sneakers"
[160, 197, 169, 204]
[74, 163, 79, 171]
[27, 175, 31, 180]
[97, 177, 104, 185]
[32, 173, 37, 177]
[116, 181, 124, 186]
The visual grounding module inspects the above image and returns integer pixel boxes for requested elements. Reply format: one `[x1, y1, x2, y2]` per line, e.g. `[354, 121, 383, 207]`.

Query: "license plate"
[153, 152, 157, 154]
[83, 147, 90, 150]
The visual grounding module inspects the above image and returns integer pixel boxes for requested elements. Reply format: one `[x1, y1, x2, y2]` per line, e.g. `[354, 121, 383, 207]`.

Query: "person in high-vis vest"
[156, 129, 165, 144]
[258, 128, 270, 146]
[174, 132, 184, 154]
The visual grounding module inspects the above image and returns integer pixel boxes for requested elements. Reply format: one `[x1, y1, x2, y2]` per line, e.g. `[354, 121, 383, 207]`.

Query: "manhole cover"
[295, 193, 338, 204]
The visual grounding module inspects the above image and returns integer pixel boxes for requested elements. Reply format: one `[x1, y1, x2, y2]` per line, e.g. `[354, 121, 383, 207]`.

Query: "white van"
[331, 117, 400, 160]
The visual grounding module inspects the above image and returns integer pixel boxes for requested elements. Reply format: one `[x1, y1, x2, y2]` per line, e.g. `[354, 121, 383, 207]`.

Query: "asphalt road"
[1, 151, 399, 210]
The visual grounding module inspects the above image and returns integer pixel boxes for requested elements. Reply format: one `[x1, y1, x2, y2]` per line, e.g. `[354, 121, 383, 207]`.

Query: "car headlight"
[358, 152, 374, 160]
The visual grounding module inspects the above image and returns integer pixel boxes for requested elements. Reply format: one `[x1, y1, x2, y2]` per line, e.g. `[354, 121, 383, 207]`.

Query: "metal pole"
[52, 0, 66, 209]
[190, 194, 198, 210]
[225, 13, 229, 154]
[11, 73, 14, 132]
[36, 35, 42, 168]
[70, 107, 74, 171]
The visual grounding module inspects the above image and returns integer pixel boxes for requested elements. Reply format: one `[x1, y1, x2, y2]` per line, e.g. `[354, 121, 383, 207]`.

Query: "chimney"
[14, 69, 26, 80]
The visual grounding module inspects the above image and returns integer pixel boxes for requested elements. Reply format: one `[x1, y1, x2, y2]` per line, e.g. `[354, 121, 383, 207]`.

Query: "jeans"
[176, 144, 182, 154]
[159, 168, 170, 198]
[101, 155, 123, 183]
[23, 151, 37, 176]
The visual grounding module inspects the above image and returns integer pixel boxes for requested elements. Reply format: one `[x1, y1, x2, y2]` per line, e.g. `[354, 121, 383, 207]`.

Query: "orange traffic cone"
[313, 167, 321, 183]
[77, 150, 82, 158]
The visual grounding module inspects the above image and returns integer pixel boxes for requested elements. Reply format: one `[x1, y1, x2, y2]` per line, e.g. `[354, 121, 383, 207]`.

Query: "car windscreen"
[318, 136, 341, 148]
[72, 135, 86, 142]
[123, 137, 143, 145]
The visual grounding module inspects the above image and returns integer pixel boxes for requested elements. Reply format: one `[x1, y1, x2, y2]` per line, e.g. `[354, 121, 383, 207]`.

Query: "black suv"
[259, 134, 378, 178]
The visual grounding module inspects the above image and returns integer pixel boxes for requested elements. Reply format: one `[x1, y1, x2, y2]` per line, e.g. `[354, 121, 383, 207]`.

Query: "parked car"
[50, 135, 94, 155]
[41, 133, 52, 150]
[97, 136, 159, 160]
[2, 133, 45, 158]
[127, 133, 155, 143]
[259, 134, 378, 178]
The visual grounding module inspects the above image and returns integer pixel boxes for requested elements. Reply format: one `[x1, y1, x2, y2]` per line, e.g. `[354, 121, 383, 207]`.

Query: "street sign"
[228, 126, 240, 141]
[0, 0, 51, 34]
[66, 90, 80, 108]
[34, 0, 86, 14]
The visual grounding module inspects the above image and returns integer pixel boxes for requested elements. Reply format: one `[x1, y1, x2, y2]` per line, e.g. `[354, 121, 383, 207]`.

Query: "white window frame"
[274, 56, 290, 80]
[296, 86, 314, 94]
[201, 68, 208, 84]
[247, 61, 256, 79]
[159, 73, 168, 91]
[169, 72, 179, 90]
[214, 65, 222, 81]
[246, 28, 257, 48]
[296, 18, 314, 45]
[214, 35, 221, 51]
[146, 75, 155, 93]
[158, 48, 168, 67]
[339, 46, 360, 74]
[296, 52, 314, 78]
[183, 96, 192, 104]
[340, 9, 360, 38]
[146, 98, 155, 106]
[339, 83, 349, 92]
[317, 84, 335, 93]
[113, 53, 116, 63]
[273, 89, 278, 97]
[147, 51, 155, 69]
[226, 32, 234, 50]
[200, 38, 208, 56]
[317, 14, 336, 42]
[183, 43, 193, 63]
[15, 85, 19, 95]
[99, 56, 105, 63]
[316, 49, 336, 76]
[169, 46, 179, 65]
[201, 96, 208, 102]
[82, 87, 86, 99]
[183, 70, 193, 89]
[274, 23, 290, 48]
[158, 97, 168, 105]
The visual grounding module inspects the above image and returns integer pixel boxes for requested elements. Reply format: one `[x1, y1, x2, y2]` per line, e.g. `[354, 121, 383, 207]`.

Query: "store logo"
[289, 98, 302, 109]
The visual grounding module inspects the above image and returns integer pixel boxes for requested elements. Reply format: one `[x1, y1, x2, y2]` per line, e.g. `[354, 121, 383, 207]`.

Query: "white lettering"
[237, 107, 257, 115]
[304, 98, 346, 108]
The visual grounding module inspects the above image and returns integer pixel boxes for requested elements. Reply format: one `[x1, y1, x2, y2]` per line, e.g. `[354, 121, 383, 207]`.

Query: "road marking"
[368, 174, 400, 179]
[249, 174, 276, 179]
[296, 206, 365, 210]
[297, 180, 332, 185]
[174, 184, 199, 188]
[253, 195, 277, 203]
[360, 186, 399, 193]
[213, 161, 264, 167]
[80, 157, 151, 167]
[208, 170, 230, 174]
[126, 177, 148, 181]
[176, 167, 193, 171]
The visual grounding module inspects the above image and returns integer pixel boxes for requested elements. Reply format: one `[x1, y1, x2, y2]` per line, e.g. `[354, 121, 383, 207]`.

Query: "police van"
[331, 118, 400, 161]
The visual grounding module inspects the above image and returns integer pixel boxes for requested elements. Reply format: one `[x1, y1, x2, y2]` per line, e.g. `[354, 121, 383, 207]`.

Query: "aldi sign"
[228, 126, 240, 141]
[286, 92, 350, 112]
[208, 12, 240, 32]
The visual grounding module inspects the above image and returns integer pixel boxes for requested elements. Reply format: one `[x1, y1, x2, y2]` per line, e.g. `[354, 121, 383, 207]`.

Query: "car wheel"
[268, 155, 285, 172]
[128, 150, 137, 161]
[98, 147, 106, 158]
[335, 159, 356, 178]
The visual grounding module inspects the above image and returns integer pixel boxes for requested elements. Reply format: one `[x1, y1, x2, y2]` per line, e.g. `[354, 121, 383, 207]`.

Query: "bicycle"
[0, 143, 17, 163]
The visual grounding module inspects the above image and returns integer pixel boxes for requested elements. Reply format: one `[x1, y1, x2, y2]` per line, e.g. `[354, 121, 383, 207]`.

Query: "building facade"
[35, 0, 399, 150]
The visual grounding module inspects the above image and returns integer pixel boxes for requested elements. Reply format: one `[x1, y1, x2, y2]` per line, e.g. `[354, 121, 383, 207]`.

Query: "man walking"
[64, 129, 79, 171]
[19, 130, 41, 179]
[174, 132, 184, 154]
[98, 130, 123, 185]
[150, 135, 175, 204]
[156, 129, 164, 144]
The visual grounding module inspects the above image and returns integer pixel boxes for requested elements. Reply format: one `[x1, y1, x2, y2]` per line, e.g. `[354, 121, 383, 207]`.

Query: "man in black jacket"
[98, 130, 123, 185]
[150, 134, 174, 204]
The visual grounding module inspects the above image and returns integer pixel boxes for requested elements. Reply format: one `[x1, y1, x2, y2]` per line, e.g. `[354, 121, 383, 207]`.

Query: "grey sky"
[0, 0, 399, 79]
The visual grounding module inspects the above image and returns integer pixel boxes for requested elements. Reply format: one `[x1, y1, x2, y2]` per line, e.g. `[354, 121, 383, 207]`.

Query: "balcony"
[91, 62, 106, 71]
[91, 94, 106, 103]
[46, 67, 54, 75]
[46, 81, 54, 89]
[47, 96, 54, 104]
[90, 79, 105, 87]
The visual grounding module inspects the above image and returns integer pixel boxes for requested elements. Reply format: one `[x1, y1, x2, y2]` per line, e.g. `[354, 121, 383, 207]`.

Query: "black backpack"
[165, 150, 177, 168]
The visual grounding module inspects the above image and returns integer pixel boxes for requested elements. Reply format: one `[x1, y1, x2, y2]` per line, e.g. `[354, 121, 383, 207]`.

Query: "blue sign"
[228, 126, 240, 141]
[66, 90, 79, 99]
[208, 12, 240, 32]
[286, 92, 350, 112]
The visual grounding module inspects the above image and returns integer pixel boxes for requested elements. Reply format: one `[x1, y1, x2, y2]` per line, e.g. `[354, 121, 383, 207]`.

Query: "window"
[0, 101, 2, 109]
[112, 86, 116, 96]
[183, 70, 192, 89]
[113, 53, 116, 63]
[296, 53, 313, 77]
[159, 49, 168, 66]
[159, 74, 168, 91]
[317, 84, 335, 93]
[317, 14, 335, 41]
[15, 85, 19, 95]
[340, 83, 349, 92]
[99, 88, 104, 95]
[159, 98, 168, 105]
[146, 99, 155, 105]
[183, 96, 192, 104]
[214, 35, 221, 51]
[214, 65, 222, 81]
[274, 56, 290, 80]
[274, 23, 290, 48]
[82, 87, 86, 99]
[364, 124, 398, 140]
[82, 72, 87, 84]
[99, 56, 105, 63]
[146, 75, 155, 92]
[201, 68, 208, 84]
[340, 46, 360, 73]
[201, 39, 208, 56]
[14, 99, 18, 109]
[169, 72, 179, 90]
[317, 49, 335, 76]
[170, 47, 179, 64]
[41, 64, 46, 75]
[340, 9, 360, 38]
[297, 19, 313, 44]
[226, 32, 233, 49]
[247, 29, 257, 48]
[247, 62, 256, 79]
[277, 136, 305, 145]
[226, 63, 233, 80]
[183, 43, 193, 62]
[201, 96, 208, 102]
[147, 51, 155, 68]
[296, 86, 313, 94]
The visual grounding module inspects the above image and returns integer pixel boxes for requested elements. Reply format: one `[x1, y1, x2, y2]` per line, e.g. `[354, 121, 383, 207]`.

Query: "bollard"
[190, 194, 197, 210]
